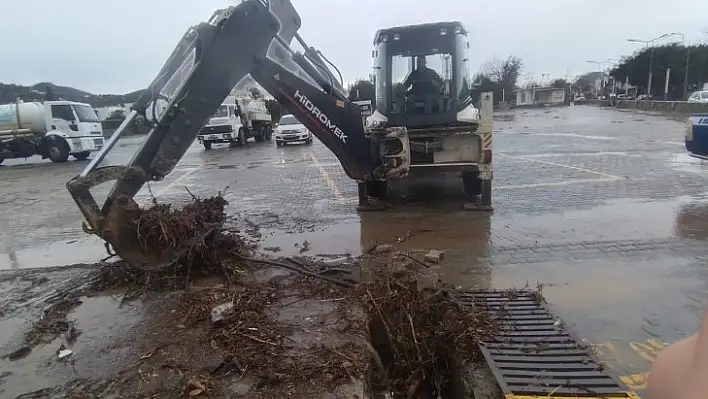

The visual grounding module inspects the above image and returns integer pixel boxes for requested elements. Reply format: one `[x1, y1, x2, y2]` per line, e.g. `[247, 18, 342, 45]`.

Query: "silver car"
[688, 90, 708, 103]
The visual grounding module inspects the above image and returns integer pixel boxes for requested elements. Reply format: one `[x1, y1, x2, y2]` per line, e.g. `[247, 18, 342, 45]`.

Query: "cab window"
[51, 104, 76, 122]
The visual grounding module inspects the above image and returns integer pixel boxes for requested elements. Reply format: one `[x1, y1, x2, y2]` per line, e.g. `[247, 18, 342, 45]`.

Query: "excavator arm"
[66, 0, 391, 270]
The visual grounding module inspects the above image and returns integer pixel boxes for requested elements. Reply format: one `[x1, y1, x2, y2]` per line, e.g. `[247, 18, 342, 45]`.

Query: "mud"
[2, 105, 708, 397]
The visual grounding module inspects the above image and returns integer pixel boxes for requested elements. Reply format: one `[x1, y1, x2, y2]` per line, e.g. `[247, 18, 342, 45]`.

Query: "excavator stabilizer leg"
[66, 0, 282, 270]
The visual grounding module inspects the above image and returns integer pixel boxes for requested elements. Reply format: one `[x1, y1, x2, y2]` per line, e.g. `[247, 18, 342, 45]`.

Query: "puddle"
[490, 255, 705, 346]
[496, 197, 692, 246]
[0, 236, 107, 270]
[257, 209, 494, 258]
[0, 296, 145, 397]
[675, 202, 708, 240]
[669, 152, 708, 175]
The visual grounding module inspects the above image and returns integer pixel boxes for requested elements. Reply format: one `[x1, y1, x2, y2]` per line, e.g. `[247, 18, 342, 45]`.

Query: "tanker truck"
[0, 100, 105, 164]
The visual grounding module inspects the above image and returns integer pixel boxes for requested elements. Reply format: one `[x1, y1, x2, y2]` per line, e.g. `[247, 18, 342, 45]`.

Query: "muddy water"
[3, 106, 708, 396]
[0, 296, 146, 397]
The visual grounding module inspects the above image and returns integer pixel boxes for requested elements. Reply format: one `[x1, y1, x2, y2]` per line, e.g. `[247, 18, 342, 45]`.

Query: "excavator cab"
[371, 22, 475, 129]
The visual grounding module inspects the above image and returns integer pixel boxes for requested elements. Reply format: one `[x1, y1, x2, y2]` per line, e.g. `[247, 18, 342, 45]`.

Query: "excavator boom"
[66, 0, 387, 269]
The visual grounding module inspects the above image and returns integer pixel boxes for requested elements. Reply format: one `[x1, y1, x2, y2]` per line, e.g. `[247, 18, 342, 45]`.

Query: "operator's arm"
[403, 70, 417, 89]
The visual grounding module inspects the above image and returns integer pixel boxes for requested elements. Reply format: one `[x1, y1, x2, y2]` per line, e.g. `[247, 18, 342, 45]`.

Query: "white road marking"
[134, 167, 202, 205]
[499, 154, 622, 179]
[496, 178, 618, 190]
[308, 152, 344, 202]
[496, 132, 620, 140]
[512, 151, 628, 158]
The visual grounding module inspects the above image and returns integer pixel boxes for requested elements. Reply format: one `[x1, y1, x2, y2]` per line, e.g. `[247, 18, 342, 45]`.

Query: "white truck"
[197, 91, 273, 150]
[0, 100, 104, 163]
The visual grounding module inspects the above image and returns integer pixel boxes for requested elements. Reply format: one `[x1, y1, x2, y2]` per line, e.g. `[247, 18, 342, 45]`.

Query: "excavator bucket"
[66, 0, 299, 270]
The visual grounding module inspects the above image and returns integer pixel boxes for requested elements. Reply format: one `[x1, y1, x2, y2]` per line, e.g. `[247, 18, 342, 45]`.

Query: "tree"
[550, 79, 568, 88]
[45, 85, 57, 101]
[473, 56, 524, 104]
[346, 79, 375, 102]
[609, 43, 708, 99]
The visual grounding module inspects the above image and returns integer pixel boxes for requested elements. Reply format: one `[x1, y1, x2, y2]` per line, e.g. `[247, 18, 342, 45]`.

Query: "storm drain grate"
[458, 290, 640, 398]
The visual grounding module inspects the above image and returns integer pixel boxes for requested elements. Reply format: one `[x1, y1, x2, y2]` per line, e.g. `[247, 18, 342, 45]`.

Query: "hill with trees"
[0, 82, 144, 107]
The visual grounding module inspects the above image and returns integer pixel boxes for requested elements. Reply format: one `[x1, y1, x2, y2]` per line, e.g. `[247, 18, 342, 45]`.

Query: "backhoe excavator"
[66, 0, 493, 270]
[63, 3, 642, 396]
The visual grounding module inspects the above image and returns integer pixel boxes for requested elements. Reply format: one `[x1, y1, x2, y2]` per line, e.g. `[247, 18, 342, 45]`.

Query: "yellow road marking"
[583, 338, 670, 393]
[629, 339, 669, 363]
[621, 372, 649, 391]
[308, 152, 344, 202]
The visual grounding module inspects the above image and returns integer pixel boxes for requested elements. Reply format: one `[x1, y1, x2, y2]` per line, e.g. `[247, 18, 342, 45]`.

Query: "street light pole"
[627, 32, 681, 97]
[672, 33, 691, 100]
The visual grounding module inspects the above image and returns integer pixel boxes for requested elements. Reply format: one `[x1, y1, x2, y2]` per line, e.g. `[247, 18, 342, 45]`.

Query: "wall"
[589, 99, 708, 115]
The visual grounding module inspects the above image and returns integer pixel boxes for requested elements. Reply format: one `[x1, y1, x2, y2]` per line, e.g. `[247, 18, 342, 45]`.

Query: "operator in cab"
[402, 56, 444, 113]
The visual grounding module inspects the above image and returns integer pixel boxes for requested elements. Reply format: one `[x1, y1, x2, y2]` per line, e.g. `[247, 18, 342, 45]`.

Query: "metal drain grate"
[458, 290, 640, 398]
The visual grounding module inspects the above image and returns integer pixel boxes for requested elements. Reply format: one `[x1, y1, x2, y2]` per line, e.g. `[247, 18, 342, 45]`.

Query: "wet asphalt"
[1, 104, 707, 396]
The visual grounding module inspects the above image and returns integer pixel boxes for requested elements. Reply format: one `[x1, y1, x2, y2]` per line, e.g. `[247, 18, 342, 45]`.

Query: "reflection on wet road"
[2, 105, 708, 396]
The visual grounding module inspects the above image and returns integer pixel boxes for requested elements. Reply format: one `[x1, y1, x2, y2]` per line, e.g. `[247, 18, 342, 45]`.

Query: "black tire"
[481, 179, 492, 206]
[254, 127, 266, 142]
[238, 128, 247, 146]
[462, 172, 482, 196]
[47, 137, 70, 163]
[203, 141, 212, 150]
[276, 140, 284, 147]
[73, 151, 90, 161]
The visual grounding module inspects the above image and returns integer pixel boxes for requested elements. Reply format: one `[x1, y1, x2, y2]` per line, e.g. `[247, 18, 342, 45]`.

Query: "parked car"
[688, 90, 708, 103]
[274, 114, 313, 146]
[636, 94, 652, 101]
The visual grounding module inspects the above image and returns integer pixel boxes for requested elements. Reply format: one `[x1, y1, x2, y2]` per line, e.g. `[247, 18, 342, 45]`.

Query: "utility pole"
[664, 68, 671, 100]
[627, 32, 682, 96]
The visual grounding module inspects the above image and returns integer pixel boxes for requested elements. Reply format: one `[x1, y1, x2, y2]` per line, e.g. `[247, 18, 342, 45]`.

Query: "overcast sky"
[1, 0, 707, 94]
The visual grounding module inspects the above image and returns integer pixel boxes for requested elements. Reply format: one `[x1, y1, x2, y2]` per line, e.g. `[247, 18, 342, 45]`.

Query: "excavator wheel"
[462, 172, 482, 196]
[481, 180, 492, 206]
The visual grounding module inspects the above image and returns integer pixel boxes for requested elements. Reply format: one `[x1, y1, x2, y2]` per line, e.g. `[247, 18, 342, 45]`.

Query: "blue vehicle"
[686, 114, 708, 160]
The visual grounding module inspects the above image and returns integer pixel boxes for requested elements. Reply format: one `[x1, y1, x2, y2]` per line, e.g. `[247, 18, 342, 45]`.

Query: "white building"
[514, 87, 566, 106]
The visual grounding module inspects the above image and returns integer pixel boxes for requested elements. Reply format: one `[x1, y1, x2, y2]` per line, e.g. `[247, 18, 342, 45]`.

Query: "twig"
[399, 253, 430, 269]
[229, 252, 354, 288]
[240, 333, 277, 346]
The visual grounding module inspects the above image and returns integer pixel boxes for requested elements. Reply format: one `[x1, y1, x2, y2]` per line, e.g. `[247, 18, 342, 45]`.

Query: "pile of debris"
[361, 270, 498, 397]
[35, 191, 502, 398]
